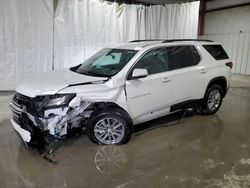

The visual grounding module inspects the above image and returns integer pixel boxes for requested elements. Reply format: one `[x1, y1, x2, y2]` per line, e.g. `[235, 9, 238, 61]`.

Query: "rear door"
[165, 45, 205, 108]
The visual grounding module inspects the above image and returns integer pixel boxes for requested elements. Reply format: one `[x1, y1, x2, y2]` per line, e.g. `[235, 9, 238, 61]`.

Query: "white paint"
[11, 118, 31, 142]
[126, 71, 172, 121]
[200, 6, 250, 75]
[16, 68, 107, 97]
[45, 101, 91, 136]
[47, 116, 60, 135]
[69, 97, 81, 107]
[44, 107, 68, 117]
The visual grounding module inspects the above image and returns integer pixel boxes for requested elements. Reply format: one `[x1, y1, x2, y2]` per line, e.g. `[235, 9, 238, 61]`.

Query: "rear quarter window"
[203, 45, 229, 60]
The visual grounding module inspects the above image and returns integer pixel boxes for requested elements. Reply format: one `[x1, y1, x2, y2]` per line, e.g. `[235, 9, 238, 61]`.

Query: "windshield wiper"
[69, 64, 81, 72]
[73, 69, 109, 77]
[70, 64, 111, 77]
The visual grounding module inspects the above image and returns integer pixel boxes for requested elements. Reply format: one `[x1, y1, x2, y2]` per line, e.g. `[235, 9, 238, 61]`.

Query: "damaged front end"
[10, 92, 92, 153]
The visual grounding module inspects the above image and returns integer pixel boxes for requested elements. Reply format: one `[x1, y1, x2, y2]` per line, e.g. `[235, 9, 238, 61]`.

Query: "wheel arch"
[90, 102, 134, 127]
[204, 76, 227, 98]
[86, 102, 134, 144]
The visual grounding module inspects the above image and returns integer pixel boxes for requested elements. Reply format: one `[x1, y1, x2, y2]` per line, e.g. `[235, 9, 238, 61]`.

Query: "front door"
[125, 47, 173, 124]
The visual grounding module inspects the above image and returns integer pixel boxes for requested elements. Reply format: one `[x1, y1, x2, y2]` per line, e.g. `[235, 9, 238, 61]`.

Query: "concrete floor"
[0, 75, 250, 188]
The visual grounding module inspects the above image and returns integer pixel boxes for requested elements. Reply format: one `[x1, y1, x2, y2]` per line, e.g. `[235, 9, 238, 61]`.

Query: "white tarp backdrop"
[0, 0, 53, 90]
[0, 0, 200, 90]
[54, 0, 200, 69]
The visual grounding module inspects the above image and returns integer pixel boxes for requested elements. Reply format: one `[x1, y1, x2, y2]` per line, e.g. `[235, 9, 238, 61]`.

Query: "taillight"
[226, 62, 233, 69]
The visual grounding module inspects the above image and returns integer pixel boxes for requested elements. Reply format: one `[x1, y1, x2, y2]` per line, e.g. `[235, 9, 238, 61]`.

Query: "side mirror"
[131, 68, 148, 79]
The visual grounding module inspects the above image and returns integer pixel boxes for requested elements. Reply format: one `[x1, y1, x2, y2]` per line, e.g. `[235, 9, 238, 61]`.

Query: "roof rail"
[162, 39, 213, 43]
[129, 39, 164, 43]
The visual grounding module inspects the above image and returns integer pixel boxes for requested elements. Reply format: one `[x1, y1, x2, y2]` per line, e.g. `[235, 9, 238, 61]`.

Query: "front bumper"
[10, 93, 91, 152]
[10, 102, 46, 148]
[10, 114, 46, 148]
[11, 117, 31, 143]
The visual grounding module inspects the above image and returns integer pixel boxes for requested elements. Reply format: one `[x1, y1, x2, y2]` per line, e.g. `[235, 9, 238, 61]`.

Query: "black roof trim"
[129, 39, 213, 43]
[162, 39, 213, 43]
[129, 39, 164, 43]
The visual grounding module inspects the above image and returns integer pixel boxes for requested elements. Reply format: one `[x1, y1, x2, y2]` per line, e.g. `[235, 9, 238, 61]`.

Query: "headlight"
[45, 94, 76, 108]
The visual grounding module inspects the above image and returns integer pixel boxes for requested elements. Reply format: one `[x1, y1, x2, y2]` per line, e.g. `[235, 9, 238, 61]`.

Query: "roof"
[113, 41, 164, 50]
[109, 39, 215, 50]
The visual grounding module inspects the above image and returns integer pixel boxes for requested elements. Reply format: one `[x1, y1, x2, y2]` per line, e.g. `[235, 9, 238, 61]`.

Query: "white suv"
[10, 39, 232, 148]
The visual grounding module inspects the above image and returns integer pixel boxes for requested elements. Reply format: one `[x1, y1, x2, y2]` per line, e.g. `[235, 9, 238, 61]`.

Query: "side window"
[203, 45, 229, 60]
[167, 46, 201, 70]
[133, 48, 168, 75]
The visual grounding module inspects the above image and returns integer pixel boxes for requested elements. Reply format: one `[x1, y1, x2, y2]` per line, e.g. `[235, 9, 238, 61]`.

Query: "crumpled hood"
[16, 69, 108, 97]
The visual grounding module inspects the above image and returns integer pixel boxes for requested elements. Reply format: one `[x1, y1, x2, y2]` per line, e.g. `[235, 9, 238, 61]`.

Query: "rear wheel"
[86, 108, 132, 145]
[200, 84, 223, 115]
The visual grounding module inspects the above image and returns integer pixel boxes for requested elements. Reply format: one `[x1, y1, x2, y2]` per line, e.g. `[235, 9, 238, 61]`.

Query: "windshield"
[70, 48, 138, 77]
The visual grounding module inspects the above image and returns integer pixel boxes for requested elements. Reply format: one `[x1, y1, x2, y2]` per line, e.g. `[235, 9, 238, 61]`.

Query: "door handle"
[200, 69, 207, 74]
[162, 77, 171, 83]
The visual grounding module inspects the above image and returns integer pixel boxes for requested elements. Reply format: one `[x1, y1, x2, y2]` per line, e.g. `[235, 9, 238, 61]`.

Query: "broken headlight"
[45, 94, 76, 108]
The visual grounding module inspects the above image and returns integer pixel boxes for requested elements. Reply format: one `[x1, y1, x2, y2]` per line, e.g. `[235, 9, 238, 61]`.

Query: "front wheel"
[200, 84, 223, 115]
[86, 109, 132, 145]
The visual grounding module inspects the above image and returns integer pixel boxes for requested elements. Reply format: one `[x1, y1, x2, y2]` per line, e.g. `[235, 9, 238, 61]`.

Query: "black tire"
[86, 108, 133, 145]
[200, 84, 223, 115]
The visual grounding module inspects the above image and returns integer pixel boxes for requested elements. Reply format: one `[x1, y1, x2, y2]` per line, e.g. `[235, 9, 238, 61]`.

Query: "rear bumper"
[225, 83, 230, 97]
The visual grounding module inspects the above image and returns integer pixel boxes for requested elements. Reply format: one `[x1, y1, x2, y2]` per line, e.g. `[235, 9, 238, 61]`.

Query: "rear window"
[203, 45, 229, 60]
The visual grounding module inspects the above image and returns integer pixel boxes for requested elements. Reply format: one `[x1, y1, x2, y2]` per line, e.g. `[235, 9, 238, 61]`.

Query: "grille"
[12, 93, 41, 115]
[13, 93, 32, 107]
[11, 93, 32, 124]
[11, 101, 23, 124]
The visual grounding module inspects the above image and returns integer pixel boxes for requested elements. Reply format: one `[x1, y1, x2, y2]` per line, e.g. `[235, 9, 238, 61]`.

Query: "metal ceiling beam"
[199, 0, 207, 36]
[206, 2, 250, 12]
[206, 0, 250, 12]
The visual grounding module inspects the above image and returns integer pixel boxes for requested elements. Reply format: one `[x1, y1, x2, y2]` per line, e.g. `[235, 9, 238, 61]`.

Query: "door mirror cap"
[131, 68, 148, 79]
